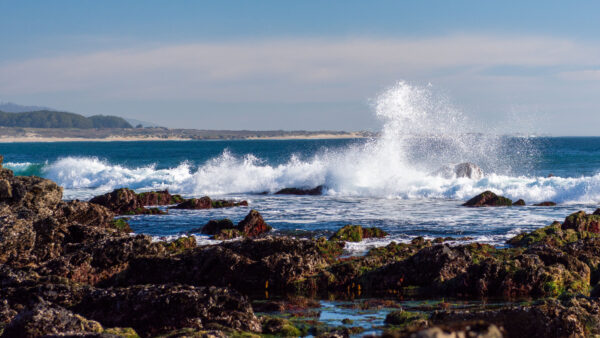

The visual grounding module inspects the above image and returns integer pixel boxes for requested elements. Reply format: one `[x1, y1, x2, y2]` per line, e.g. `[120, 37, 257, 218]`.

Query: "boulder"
[89, 188, 173, 215]
[463, 191, 512, 207]
[562, 211, 600, 233]
[74, 285, 261, 336]
[200, 219, 236, 235]
[171, 196, 248, 210]
[513, 199, 526, 206]
[275, 185, 324, 195]
[237, 210, 272, 238]
[329, 225, 388, 242]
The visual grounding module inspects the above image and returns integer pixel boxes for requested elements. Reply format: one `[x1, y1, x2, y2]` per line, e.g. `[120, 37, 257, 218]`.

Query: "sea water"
[3, 82, 600, 251]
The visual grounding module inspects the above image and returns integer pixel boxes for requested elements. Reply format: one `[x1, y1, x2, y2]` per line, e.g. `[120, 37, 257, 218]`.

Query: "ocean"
[2, 136, 600, 253]
[3, 83, 600, 253]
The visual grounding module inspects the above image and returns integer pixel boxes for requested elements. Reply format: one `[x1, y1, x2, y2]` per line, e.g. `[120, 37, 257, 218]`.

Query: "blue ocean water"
[2, 136, 600, 251]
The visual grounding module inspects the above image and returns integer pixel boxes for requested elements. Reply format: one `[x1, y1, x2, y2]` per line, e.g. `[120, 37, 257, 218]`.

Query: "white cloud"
[1, 35, 598, 102]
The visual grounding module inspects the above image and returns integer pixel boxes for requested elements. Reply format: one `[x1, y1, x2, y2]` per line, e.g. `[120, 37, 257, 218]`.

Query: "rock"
[463, 191, 512, 207]
[74, 285, 261, 336]
[89, 188, 173, 215]
[533, 201, 557, 206]
[213, 229, 243, 240]
[3, 301, 103, 337]
[409, 322, 502, 338]
[171, 196, 248, 210]
[562, 210, 600, 233]
[385, 310, 428, 326]
[200, 219, 236, 235]
[329, 225, 388, 242]
[237, 210, 271, 238]
[275, 185, 324, 195]
[434, 162, 484, 180]
[513, 199, 526, 206]
[260, 316, 301, 336]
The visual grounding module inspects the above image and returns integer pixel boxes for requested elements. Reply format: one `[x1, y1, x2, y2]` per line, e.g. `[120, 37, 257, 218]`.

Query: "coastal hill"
[0, 110, 133, 129]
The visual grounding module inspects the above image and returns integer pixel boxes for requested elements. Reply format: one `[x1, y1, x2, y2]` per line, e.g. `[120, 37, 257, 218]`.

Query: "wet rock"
[3, 301, 103, 338]
[463, 191, 512, 207]
[329, 225, 388, 242]
[434, 162, 484, 180]
[74, 285, 261, 336]
[260, 316, 301, 336]
[533, 201, 557, 206]
[213, 229, 243, 240]
[237, 210, 271, 238]
[408, 322, 502, 338]
[107, 236, 327, 293]
[200, 219, 236, 235]
[506, 221, 595, 247]
[275, 185, 324, 195]
[170, 196, 248, 210]
[562, 210, 600, 233]
[513, 199, 526, 206]
[89, 188, 174, 215]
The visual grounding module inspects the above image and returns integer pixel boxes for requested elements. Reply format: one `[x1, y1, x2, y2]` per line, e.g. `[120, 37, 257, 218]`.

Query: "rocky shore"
[2, 156, 600, 337]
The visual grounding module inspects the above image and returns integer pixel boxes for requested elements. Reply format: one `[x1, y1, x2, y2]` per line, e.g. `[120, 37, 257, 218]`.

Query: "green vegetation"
[330, 224, 388, 242]
[110, 218, 132, 232]
[102, 327, 140, 338]
[507, 221, 599, 247]
[0, 110, 132, 128]
[384, 310, 429, 326]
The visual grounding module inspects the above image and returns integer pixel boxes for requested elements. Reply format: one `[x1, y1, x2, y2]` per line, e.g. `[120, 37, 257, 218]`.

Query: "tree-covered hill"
[0, 110, 132, 128]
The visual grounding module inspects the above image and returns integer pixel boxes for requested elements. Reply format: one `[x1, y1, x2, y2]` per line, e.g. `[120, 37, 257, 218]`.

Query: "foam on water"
[6, 81, 600, 204]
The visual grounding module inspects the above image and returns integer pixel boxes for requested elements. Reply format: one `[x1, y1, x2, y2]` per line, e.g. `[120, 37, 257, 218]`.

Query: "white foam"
[33, 82, 600, 204]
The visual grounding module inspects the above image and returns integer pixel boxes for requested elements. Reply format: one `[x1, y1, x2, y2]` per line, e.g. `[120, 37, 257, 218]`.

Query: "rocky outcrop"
[89, 188, 177, 215]
[562, 210, 600, 233]
[329, 224, 388, 242]
[533, 201, 557, 206]
[237, 209, 272, 238]
[513, 199, 526, 206]
[199, 210, 272, 240]
[275, 185, 324, 195]
[463, 191, 512, 207]
[170, 196, 248, 210]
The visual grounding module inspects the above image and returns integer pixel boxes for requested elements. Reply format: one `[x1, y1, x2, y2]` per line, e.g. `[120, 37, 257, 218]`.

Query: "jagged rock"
[562, 210, 600, 233]
[275, 185, 324, 195]
[434, 162, 484, 180]
[463, 191, 512, 207]
[74, 285, 261, 336]
[3, 301, 103, 338]
[513, 199, 526, 206]
[106, 236, 327, 292]
[200, 219, 236, 235]
[89, 188, 173, 215]
[329, 225, 388, 242]
[237, 210, 271, 238]
[170, 196, 248, 210]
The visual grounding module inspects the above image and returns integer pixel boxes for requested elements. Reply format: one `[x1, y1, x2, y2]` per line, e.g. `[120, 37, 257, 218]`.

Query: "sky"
[1, 1, 599, 134]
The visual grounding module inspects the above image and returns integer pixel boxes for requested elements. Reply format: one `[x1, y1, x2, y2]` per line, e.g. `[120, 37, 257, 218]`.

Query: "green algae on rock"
[463, 191, 513, 207]
[329, 224, 388, 242]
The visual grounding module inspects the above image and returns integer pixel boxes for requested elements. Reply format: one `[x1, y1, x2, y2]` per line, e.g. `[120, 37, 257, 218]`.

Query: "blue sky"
[1, 1, 599, 134]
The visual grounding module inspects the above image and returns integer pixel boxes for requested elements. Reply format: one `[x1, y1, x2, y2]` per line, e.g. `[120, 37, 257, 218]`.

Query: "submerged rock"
[329, 225, 388, 242]
[463, 191, 512, 207]
[170, 196, 248, 210]
[533, 201, 557, 206]
[275, 185, 325, 195]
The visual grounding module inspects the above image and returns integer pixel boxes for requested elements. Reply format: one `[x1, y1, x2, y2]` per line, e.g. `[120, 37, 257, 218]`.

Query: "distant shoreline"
[0, 131, 368, 143]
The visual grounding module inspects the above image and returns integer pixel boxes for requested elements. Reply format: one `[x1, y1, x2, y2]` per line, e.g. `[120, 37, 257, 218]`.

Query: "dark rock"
[562, 210, 600, 233]
[170, 196, 248, 210]
[3, 301, 103, 337]
[237, 210, 272, 238]
[200, 219, 236, 235]
[533, 201, 557, 206]
[275, 185, 324, 195]
[513, 199, 526, 206]
[74, 285, 261, 336]
[89, 188, 174, 215]
[407, 322, 502, 338]
[329, 225, 388, 242]
[463, 191, 512, 207]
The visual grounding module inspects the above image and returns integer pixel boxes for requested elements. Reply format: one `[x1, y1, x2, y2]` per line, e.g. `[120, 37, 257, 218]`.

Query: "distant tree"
[0, 110, 132, 129]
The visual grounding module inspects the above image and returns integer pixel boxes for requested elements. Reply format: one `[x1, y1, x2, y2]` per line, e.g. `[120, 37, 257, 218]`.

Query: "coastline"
[0, 132, 367, 143]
